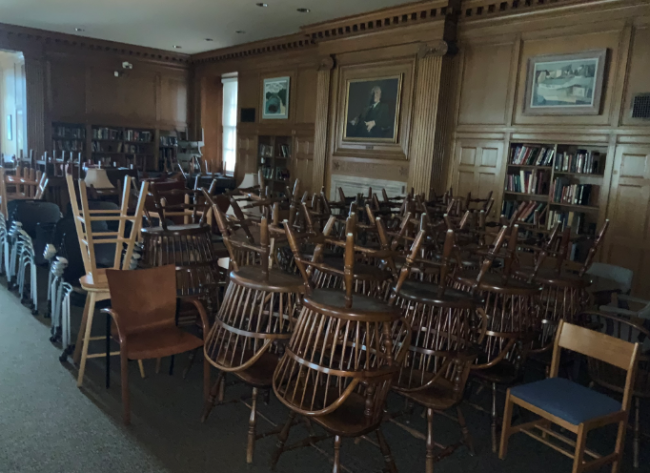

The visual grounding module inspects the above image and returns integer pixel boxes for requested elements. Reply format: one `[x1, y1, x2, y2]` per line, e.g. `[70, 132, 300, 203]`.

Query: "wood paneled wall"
[447, 1, 650, 295]
[0, 22, 190, 157]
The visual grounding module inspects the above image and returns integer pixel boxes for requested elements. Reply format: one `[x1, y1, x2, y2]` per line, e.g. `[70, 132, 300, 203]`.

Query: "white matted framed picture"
[262, 76, 290, 119]
[524, 49, 607, 116]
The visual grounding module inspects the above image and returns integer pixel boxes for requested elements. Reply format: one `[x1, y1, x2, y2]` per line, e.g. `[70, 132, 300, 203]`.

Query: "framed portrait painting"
[524, 49, 607, 116]
[262, 76, 290, 119]
[343, 75, 403, 143]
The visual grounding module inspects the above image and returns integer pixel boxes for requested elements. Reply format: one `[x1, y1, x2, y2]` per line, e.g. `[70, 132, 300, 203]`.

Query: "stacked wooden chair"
[201, 195, 305, 464]
[65, 173, 149, 386]
[387, 226, 488, 472]
[271, 218, 411, 473]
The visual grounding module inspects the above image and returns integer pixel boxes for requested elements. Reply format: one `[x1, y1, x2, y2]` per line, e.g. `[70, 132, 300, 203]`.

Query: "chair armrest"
[599, 305, 644, 318]
[178, 296, 211, 334]
[100, 308, 127, 346]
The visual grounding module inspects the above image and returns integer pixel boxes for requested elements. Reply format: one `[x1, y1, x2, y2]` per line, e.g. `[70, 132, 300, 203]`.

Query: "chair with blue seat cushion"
[499, 320, 640, 473]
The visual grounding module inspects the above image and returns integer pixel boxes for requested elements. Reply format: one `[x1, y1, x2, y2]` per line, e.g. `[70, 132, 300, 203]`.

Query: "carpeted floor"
[0, 269, 646, 473]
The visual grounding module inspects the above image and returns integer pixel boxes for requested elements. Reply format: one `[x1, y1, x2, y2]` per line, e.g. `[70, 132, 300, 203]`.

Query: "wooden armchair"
[500, 320, 640, 473]
[272, 219, 411, 473]
[103, 265, 209, 425]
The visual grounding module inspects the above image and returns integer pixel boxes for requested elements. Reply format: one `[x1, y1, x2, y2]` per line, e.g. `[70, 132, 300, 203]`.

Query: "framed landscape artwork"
[262, 76, 290, 119]
[343, 75, 403, 143]
[524, 49, 607, 116]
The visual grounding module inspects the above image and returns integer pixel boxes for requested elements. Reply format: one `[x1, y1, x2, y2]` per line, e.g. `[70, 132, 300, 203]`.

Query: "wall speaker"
[631, 94, 650, 119]
[241, 108, 256, 123]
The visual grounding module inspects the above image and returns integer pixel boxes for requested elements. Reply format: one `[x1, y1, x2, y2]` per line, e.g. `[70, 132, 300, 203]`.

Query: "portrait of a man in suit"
[344, 76, 401, 142]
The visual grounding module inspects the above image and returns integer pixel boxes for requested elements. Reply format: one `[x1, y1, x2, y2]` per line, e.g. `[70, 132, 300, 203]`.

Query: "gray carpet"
[0, 271, 645, 473]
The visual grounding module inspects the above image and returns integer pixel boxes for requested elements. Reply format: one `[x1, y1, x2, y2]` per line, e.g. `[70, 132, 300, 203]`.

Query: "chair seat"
[398, 281, 481, 309]
[234, 352, 281, 388]
[510, 377, 621, 425]
[455, 270, 542, 295]
[514, 267, 591, 288]
[305, 289, 400, 320]
[125, 326, 203, 360]
[320, 258, 392, 282]
[312, 391, 380, 437]
[472, 360, 521, 385]
[230, 266, 305, 293]
[79, 269, 109, 291]
[396, 376, 462, 410]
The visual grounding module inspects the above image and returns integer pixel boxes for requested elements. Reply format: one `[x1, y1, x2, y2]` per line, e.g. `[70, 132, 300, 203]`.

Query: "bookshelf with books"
[51, 122, 86, 159]
[90, 125, 155, 169]
[257, 135, 291, 196]
[502, 142, 609, 260]
[159, 130, 179, 172]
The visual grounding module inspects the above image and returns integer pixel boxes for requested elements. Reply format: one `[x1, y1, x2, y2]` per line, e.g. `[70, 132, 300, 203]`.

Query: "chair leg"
[73, 293, 92, 364]
[426, 408, 434, 473]
[572, 424, 587, 473]
[491, 382, 498, 453]
[271, 411, 296, 470]
[76, 292, 97, 387]
[203, 353, 211, 403]
[457, 405, 475, 456]
[247, 387, 258, 463]
[333, 435, 341, 473]
[201, 371, 224, 422]
[634, 397, 640, 469]
[376, 427, 398, 473]
[121, 352, 130, 425]
[499, 389, 514, 459]
[612, 417, 628, 473]
[138, 360, 146, 378]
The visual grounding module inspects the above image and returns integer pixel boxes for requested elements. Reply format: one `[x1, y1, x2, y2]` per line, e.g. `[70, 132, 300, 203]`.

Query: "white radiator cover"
[330, 174, 407, 201]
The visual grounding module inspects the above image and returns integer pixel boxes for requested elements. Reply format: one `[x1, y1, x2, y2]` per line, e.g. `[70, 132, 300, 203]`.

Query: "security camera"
[122, 61, 133, 70]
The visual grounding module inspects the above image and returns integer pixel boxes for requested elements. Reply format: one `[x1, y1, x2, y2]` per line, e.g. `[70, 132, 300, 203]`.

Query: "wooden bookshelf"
[51, 122, 86, 160]
[90, 125, 155, 170]
[159, 130, 179, 172]
[502, 141, 609, 262]
[258, 135, 291, 196]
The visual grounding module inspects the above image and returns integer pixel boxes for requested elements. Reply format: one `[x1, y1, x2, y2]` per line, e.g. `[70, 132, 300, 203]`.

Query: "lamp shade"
[238, 173, 258, 189]
[84, 168, 115, 189]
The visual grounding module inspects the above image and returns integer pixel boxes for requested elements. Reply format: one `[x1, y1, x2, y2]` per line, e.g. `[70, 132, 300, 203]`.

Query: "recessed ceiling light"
[75, 27, 85, 32]
[256, 2, 268, 6]
[236, 30, 246, 34]
[173, 45, 182, 49]
[297, 8, 310, 13]
[205, 38, 214, 42]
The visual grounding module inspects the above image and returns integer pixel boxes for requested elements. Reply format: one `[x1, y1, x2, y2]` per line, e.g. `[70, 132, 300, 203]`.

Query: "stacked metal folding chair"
[15, 227, 38, 313]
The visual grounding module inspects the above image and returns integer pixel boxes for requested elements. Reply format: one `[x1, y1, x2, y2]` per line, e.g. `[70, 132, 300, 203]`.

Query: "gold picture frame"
[342, 75, 403, 143]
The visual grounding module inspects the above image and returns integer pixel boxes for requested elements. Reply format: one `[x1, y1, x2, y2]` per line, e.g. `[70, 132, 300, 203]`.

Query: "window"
[221, 75, 238, 176]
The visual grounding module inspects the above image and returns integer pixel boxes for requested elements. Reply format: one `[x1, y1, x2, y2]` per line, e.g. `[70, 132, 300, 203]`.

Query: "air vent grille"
[631, 93, 650, 119]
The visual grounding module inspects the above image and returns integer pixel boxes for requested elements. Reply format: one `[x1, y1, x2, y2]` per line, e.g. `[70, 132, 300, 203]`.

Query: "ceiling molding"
[300, 0, 452, 42]
[0, 22, 190, 65]
[191, 33, 315, 65]
[457, 0, 621, 22]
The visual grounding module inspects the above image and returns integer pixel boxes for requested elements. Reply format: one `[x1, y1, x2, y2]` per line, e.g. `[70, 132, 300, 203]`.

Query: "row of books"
[160, 136, 178, 147]
[260, 166, 291, 181]
[554, 150, 602, 174]
[279, 144, 291, 158]
[53, 126, 85, 139]
[502, 200, 547, 224]
[91, 142, 149, 154]
[505, 170, 550, 195]
[52, 140, 85, 152]
[92, 127, 122, 140]
[124, 144, 149, 154]
[510, 145, 555, 166]
[259, 144, 274, 157]
[547, 210, 584, 232]
[124, 129, 152, 143]
[552, 178, 593, 206]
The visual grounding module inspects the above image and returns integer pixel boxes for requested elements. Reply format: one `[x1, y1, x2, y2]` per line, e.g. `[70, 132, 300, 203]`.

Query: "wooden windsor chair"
[305, 206, 395, 298]
[272, 219, 411, 473]
[140, 181, 222, 319]
[387, 226, 488, 473]
[581, 310, 650, 469]
[453, 224, 544, 452]
[0, 164, 49, 217]
[201, 196, 304, 464]
[65, 173, 149, 387]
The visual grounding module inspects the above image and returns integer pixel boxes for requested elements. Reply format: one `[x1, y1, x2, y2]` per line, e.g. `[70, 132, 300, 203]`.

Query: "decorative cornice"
[458, 0, 609, 22]
[191, 33, 315, 65]
[301, 0, 451, 43]
[0, 22, 190, 65]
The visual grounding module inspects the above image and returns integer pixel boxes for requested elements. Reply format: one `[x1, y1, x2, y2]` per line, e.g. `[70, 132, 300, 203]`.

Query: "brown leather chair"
[103, 265, 210, 425]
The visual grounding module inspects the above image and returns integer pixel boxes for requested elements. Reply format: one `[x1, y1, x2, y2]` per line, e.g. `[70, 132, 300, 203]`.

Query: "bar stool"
[272, 219, 411, 473]
[388, 228, 488, 472]
[201, 197, 304, 464]
[66, 173, 149, 387]
[454, 224, 543, 452]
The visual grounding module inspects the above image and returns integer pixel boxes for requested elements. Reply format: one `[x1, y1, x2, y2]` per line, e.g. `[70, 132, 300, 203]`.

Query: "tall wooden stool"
[272, 219, 411, 473]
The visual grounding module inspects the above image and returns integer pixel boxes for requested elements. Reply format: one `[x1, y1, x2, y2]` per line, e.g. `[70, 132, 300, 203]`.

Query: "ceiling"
[0, 0, 418, 54]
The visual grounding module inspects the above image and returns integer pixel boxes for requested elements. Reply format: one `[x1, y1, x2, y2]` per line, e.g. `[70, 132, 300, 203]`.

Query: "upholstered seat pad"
[510, 377, 621, 425]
